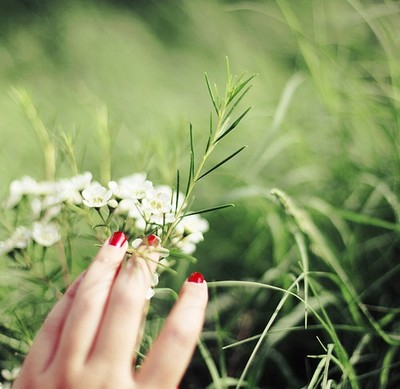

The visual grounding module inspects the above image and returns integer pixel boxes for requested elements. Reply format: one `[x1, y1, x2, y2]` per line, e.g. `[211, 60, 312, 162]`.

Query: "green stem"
[162, 104, 228, 244]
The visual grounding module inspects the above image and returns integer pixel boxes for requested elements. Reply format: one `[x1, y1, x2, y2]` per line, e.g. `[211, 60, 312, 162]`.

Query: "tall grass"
[0, 0, 399, 387]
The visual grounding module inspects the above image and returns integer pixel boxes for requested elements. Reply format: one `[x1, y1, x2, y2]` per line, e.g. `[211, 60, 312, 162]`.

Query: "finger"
[52, 232, 128, 368]
[89, 249, 159, 369]
[135, 274, 208, 388]
[14, 272, 85, 378]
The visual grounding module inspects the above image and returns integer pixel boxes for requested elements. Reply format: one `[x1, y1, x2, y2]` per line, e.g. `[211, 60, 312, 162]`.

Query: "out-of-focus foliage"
[1, 0, 400, 387]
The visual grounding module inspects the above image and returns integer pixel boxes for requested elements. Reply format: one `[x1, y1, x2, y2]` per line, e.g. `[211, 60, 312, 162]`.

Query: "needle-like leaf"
[227, 74, 257, 106]
[184, 203, 235, 216]
[215, 107, 252, 143]
[226, 84, 253, 119]
[175, 169, 180, 214]
[185, 123, 195, 197]
[196, 145, 247, 181]
[205, 73, 219, 114]
[205, 112, 213, 153]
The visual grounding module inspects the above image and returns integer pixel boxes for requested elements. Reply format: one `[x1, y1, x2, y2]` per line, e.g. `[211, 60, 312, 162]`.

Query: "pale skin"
[13, 232, 208, 389]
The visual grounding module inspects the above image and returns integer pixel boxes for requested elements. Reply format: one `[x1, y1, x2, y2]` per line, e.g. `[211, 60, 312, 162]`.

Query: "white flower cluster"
[130, 234, 168, 300]
[0, 366, 20, 388]
[1, 172, 209, 258]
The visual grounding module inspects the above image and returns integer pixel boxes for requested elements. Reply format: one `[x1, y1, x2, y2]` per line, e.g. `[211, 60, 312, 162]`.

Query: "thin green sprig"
[163, 61, 256, 244]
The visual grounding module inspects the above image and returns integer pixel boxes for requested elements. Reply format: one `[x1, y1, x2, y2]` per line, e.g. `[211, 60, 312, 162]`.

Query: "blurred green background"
[1, 0, 400, 388]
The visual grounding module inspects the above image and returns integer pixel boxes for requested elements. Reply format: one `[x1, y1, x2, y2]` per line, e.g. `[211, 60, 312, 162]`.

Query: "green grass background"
[1, 0, 400, 388]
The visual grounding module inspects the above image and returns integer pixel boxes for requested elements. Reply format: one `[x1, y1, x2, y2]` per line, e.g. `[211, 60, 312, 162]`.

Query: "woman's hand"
[13, 231, 208, 389]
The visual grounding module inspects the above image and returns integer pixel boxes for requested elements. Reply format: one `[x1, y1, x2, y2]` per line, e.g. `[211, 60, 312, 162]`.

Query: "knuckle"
[90, 255, 121, 273]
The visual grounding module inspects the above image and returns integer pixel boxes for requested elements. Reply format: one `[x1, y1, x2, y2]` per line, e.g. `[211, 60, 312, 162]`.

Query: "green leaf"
[215, 107, 252, 143]
[205, 73, 219, 114]
[185, 123, 195, 197]
[175, 169, 180, 213]
[196, 145, 247, 181]
[189, 122, 195, 179]
[337, 209, 400, 232]
[227, 73, 257, 106]
[205, 112, 213, 153]
[168, 248, 198, 263]
[184, 203, 235, 216]
[92, 223, 108, 229]
[226, 84, 253, 119]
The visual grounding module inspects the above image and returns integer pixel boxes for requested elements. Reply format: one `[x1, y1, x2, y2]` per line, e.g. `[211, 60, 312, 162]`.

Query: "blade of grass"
[380, 346, 399, 389]
[10, 88, 56, 180]
[198, 339, 223, 389]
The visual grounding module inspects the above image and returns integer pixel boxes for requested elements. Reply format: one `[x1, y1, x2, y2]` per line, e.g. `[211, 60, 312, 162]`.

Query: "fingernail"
[146, 234, 160, 247]
[109, 231, 127, 247]
[188, 272, 205, 283]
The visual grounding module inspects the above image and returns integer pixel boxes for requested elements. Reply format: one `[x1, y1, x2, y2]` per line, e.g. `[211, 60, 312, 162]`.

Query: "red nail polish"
[109, 231, 127, 247]
[146, 234, 160, 247]
[188, 272, 205, 283]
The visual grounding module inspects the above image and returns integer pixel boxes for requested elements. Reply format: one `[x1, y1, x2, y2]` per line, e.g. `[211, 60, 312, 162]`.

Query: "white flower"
[181, 214, 209, 234]
[149, 212, 176, 225]
[108, 173, 153, 200]
[11, 227, 32, 249]
[0, 240, 14, 256]
[107, 199, 118, 208]
[42, 194, 62, 208]
[32, 222, 61, 247]
[141, 190, 172, 217]
[151, 273, 159, 287]
[35, 181, 57, 196]
[82, 184, 113, 208]
[156, 185, 185, 212]
[69, 172, 93, 190]
[145, 288, 155, 300]
[54, 185, 81, 205]
[116, 199, 141, 218]
[170, 214, 208, 254]
[0, 227, 33, 256]
[30, 198, 42, 218]
[42, 205, 62, 224]
[6, 176, 39, 208]
[30, 197, 62, 222]
[6, 173, 93, 210]
[34, 173, 93, 207]
[135, 218, 147, 232]
[176, 238, 197, 254]
[1, 366, 20, 381]
[56, 172, 93, 205]
[131, 238, 143, 249]
[171, 215, 209, 254]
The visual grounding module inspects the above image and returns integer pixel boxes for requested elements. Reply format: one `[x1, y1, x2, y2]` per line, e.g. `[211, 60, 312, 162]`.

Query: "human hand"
[13, 231, 208, 389]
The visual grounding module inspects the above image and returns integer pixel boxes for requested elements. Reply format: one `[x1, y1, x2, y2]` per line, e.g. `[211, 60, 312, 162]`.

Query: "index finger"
[51, 231, 128, 369]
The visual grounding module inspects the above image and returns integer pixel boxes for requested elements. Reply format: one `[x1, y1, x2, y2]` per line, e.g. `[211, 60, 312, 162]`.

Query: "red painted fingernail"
[146, 234, 160, 247]
[109, 231, 127, 247]
[188, 272, 205, 283]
